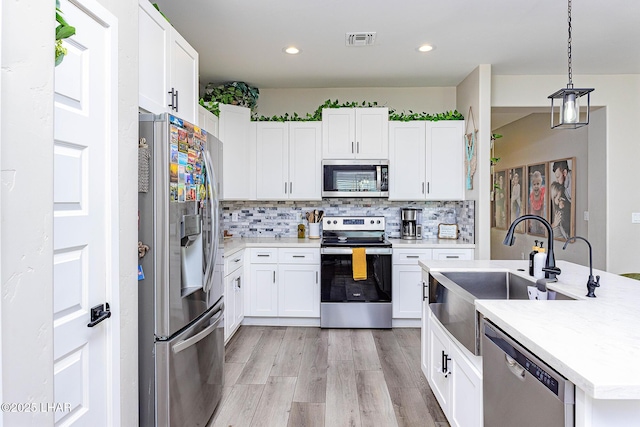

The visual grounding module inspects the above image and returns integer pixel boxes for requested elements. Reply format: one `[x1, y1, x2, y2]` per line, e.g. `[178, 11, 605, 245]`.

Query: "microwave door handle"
[377, 166, 382, 191]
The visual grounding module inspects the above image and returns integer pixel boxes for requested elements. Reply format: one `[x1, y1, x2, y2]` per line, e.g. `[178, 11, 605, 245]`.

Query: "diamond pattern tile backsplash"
[222, 199, 475, 243]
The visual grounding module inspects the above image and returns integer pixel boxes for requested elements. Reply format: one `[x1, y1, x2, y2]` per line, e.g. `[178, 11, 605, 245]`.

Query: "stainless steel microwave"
[322, 159, 389, 197]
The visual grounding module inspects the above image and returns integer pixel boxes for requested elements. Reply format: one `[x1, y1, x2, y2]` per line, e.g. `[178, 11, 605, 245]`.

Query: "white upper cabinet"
[389, 121, 465, 201]
[426, 121, 465, 200]
[389, 122, 427, 200]
[138, 0, 198, 123]
[322, 108, 388, 159]
[219, 104, 253, 200]
[197, 104, 219, 138]
[256, 121, 321, 200]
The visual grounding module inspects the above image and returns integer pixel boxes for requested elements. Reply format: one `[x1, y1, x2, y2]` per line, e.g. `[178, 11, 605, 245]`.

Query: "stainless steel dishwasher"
[482, 319, 575, 427]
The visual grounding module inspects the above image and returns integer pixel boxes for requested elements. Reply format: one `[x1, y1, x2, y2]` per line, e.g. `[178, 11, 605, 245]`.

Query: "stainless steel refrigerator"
[138, 113, 224, 427]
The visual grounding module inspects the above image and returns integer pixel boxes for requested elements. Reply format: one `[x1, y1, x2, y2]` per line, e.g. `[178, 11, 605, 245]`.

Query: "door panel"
[53, 0, 117, 424]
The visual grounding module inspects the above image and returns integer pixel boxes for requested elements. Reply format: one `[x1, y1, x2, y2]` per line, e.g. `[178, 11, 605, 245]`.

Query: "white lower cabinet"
[393, 247, 473, 320]
[247, 247, 320, 319]
[224, 250, 244, 342]
[278, 264, 320, 317]
[426, 312, 483, 427]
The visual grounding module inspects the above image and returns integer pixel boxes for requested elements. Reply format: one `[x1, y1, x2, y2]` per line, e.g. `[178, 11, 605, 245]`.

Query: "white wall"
[256, 87, 456, 117]
[489, 113, 596, 268]
[457, 65, 492, 259]
[96, 0, 140, 424]
[1, 2, 55, 425]
[493, 74, 640, 274]
[1, 0, 139, 425]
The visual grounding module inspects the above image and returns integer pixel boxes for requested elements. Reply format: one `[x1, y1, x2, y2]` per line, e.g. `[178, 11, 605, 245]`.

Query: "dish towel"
[352, 248, 367, 281]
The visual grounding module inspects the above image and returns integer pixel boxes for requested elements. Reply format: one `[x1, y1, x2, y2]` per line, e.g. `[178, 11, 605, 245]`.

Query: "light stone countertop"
[388, 238, 475, 249]
[223, 237, 321, 257]
[223, 236, 473, 257]
[419, 259, 640, 400]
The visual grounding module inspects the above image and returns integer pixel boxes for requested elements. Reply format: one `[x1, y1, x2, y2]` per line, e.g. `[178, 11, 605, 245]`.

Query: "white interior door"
[53, 0, 117, 425]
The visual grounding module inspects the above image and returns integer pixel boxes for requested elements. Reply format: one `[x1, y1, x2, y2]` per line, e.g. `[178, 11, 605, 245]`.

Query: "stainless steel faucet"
[563, 236, 600, 297]
[503, 215, 561, 281]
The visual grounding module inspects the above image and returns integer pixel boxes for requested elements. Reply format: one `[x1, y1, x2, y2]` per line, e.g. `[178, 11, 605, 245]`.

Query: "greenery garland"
[200, 96, 464, 123]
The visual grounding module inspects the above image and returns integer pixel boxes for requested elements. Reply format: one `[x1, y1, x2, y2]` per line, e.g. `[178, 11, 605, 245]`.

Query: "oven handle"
[321, 247, 393, 255]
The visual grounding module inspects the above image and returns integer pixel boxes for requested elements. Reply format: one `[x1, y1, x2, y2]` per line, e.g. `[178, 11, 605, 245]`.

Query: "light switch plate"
[583, 211, 589, 221]
[632, 212, 640, 224]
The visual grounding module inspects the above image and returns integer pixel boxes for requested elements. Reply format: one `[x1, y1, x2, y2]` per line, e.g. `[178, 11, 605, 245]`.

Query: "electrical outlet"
[231, 212, 238, 222]
[583, 211, 589, 221]
[632, 212, 640, 224]
[521, 252, 525, 260]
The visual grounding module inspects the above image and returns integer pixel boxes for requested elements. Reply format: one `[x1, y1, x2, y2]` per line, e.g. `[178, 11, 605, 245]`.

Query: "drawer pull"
[234, 258, 241, 263]
[257, 254, 270, 257]
[446, 255, 459, 259]
[292, 255, 305, 258]
[406, 255, 420, 259]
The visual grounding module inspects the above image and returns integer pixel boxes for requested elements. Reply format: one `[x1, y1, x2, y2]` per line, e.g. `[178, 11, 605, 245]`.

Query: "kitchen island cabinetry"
[138, 0, 198, 123]
[256, 122, 321, 200]
[322, 108, 389, 159]
[389, 121, 465, 201]
[426, 312, 483, 427]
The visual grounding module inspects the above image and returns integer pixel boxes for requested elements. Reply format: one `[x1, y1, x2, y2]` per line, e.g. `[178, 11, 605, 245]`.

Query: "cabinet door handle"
[442, 351, 452, 377]
[422, 182, 425, 194]
[175, 89, 179, 111]
[316, 271, 318, 283]
[427, 182, 430, 194]
[285, 182, 287, 194]
[168, 88, 176, 110]
[273, 271, 276, 283]
[236, 277, 241, 289]
[422, 281, 428, 301]
[352, 141, 354, 153]
[290, 182, 292, 193]
[356, 141, 359, 153]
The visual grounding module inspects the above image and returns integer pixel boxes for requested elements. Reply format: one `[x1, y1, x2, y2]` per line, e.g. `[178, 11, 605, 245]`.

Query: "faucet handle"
[543, 266, 562, 275]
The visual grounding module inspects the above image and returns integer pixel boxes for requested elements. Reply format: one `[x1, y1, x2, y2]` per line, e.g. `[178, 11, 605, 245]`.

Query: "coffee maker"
[401, 208, 422, 240]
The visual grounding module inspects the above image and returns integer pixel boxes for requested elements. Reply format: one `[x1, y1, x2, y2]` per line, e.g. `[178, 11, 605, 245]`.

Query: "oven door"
[320, 247, 392, 303]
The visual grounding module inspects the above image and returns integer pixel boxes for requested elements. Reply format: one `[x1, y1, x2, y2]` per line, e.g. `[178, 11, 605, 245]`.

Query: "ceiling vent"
[345, 32, 376, 47]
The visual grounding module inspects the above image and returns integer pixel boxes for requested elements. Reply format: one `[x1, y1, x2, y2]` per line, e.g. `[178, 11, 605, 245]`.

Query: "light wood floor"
[209, 326, 449, 427]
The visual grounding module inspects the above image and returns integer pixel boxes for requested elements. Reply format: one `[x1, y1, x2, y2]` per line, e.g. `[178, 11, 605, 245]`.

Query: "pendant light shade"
[549, 0, 594, 129]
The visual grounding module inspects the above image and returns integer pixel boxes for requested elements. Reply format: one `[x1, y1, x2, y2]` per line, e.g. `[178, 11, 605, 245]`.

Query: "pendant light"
[548, 0, 594, 129]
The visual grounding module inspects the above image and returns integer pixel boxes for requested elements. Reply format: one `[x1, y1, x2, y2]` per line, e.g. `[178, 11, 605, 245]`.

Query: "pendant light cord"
[567, 0, 573, 88]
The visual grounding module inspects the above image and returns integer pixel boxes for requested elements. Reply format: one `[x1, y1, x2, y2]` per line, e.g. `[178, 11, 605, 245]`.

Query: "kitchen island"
[420, 259, 640, 427]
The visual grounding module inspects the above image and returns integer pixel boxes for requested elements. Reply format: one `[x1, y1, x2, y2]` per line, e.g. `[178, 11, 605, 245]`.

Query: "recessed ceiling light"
[417, 44, 434, 53]
[283, 46, 301, 55]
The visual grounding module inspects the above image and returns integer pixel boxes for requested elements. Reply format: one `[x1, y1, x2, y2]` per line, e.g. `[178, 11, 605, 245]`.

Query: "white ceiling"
[152, 0, 639, 89]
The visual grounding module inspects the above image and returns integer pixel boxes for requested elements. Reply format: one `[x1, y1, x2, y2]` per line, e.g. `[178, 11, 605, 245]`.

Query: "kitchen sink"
[428, 271, 574, 355]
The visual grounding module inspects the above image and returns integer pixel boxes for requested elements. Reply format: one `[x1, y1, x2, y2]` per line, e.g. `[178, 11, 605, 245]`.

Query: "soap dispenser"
[533, 242, 547, 279]
[529, 240, 539, 276]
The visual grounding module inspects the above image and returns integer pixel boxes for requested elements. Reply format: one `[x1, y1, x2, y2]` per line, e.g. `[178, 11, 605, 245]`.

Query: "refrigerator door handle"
[202, 149, 219, 293]
[172, 307, 223, 354]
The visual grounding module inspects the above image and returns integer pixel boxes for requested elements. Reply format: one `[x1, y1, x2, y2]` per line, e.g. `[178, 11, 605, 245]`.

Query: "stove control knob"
[333, 220, 337, 224]
[370, 220, 374, 224]
[376, 220, 381, 224]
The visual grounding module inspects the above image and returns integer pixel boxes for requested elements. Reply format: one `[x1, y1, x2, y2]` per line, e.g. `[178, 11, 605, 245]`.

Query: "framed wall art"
[526, 163, 548, 236]
[509, 166, 526, 233]
[549, 158, 576, 240]
[493, 169, 509, 230]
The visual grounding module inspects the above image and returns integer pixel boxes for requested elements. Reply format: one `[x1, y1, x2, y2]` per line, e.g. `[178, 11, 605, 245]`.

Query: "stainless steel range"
[320, 216, 392, 328]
